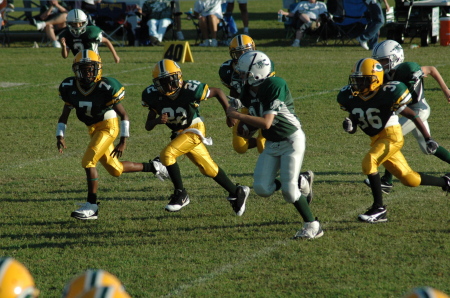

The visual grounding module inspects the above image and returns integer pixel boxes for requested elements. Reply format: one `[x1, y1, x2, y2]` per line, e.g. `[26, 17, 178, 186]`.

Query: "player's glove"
[426, 138, 439, 155]
[343, 117, 356, 134]
[227, 96, 244, 110]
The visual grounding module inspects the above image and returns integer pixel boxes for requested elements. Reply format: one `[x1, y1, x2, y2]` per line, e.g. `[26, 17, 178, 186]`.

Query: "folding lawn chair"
[327, 0, 368, 45]
[94, 1, 128, 47]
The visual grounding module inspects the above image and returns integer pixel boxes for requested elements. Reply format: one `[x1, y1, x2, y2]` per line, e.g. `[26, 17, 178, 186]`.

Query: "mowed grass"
[1, 1, 450, 297]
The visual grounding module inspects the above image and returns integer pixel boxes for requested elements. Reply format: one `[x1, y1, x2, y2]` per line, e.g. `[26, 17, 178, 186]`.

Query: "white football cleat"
[152, 157, 170, 181]
[294, 220, 324, 239]
[71, 202, 98, 220]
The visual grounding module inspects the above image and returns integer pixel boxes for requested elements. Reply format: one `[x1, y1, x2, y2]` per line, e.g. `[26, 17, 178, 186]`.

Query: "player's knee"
[253, 182, 273, 197]
[362, 156, 378, 175]
[281, 191, 296, 203]
[233, 137, 249, 154]
[399, 172, 421, 187]
[233, 143, 248, 154]
[159, 147, 177, 166]
[108, 168, 122, 177]
[199, 166, 218, 178]
[82, 159, 94, 169]
[104, 163, 123, 177]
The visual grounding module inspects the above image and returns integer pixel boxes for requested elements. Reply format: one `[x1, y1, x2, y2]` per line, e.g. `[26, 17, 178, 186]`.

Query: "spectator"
[282, 0, 297, 9]
[225, 0, 249, 35]
[59, 9, 120, 63]
[141, 0, 173, 46]
[78, 0, 98, 15]
[194, 0, 223, 47]
[278, 0, 327, 47]
[356, 0, 390, 50]
[170, 0, 184, 40]
[6, 0, 13, 10]
[31, 0, 68, 48]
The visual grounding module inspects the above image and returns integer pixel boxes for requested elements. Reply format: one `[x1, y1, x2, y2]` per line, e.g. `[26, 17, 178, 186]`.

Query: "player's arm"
[111, 103, 129, 158]
[60, 37, 69, 58]
[399, 106, 430, 138]
[56, 104, 71, 153]
[145, 109, 167, 131]
[227, 106, 275, 130]
[208, 87, 236, 127]
[101, 37, 120, 63]
[421, 66, 450, 102]
[400, 106, 438, 154]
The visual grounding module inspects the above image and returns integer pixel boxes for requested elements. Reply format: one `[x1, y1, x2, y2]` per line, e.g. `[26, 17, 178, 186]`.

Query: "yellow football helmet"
[349, 58, 384, 96]
[72, 50, 103, 85]
[152, 59, 183, 98]
[0, 257, 40, 298]
[404, 287, 449, 298]
[79, 286, 131, 298]
[229, 34, 256, 62]
[61, 269, 126, 298]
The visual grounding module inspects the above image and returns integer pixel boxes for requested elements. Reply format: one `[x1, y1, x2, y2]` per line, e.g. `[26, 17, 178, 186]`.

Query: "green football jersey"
[240, 76, 301, 142]
[141, 80, 209, 132]
[392, 61, 425, 106]
[59, 26, 103, 56]
[218, 59, 236, 90]
[337, 81, 412, 137]
[59, 77, 125, 126]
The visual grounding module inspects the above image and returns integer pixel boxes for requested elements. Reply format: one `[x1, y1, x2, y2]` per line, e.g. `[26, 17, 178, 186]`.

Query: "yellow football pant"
[362, 124, 421, 187]
[232, 108, 266, 154]
[160, 121, 219, 177]
[82, 117, 123, 177]
[232, 123, 266, 154]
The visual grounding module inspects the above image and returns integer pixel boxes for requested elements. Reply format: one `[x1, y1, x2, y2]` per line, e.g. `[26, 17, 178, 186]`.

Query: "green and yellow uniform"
[141, 80, 220, 177]
[59, 76, 125, 176]
[337, 81, 422, 186]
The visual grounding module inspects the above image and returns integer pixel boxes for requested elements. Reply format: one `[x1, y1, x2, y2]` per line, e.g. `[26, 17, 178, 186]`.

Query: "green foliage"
[1, 1, 450, 297]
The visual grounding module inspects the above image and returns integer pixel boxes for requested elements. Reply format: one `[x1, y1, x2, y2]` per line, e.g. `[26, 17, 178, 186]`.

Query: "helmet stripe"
[159, 60, 165, 75]
[372, 42, 383, 55]
[248, 53, 257, 72]
[0, 258, 12, 283]
[97, 286, 112, 298]
[84, 269, 101, 289]
[237, 35, 243, 47]
[355, 58, 366, 73]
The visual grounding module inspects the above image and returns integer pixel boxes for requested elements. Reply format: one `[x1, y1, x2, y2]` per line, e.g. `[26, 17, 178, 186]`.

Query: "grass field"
[1, 1, 450, 297]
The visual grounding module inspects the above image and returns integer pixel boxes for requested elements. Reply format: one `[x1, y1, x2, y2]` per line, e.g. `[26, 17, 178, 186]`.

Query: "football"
[237, 121, 258, 138]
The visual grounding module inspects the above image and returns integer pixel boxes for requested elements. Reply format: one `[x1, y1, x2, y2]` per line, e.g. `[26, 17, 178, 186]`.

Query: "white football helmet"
[236, 51, 273, 86]
[67, 9, 88, 37]
[372, 40, 404, 74]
